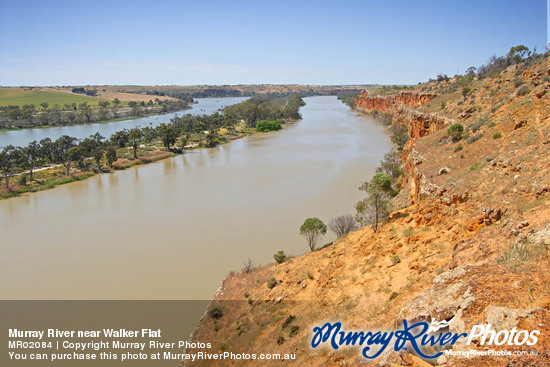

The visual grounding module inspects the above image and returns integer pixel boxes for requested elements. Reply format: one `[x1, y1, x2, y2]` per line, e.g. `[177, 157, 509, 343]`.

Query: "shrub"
[470, 162, 480, 170]
[498, 239, 549, 271]
[516, 86, 531, 97]
[454, 144, 463, 152]
[513, 77, 524, 88]
[390, 255, 401, 265]
[18, 174, 28, 186]
[288, 325, 300, 337]
[492, 132, 502, 139]
[469, 121, 483, 133]
[256, 120, 282, 132]
[447, 123, 464, 142]
[273, 251, 286, 264]
[267, 277, 277, 289]
[467, 133, 483, 144]
[241, 258, 254, 273]
[282, 315, 296, 330]
[328, 215, 357, 238]
[208, 305, 223, 320]
[377, 112, 393, 126]
[376, 150, 403, 179]
[389, 123, 409, 151]
[462, 87, 471, 98]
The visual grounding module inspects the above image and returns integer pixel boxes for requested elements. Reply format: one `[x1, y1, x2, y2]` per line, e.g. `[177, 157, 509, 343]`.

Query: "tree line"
[0, 94, 304, 192]
[0, 98, 192, 130]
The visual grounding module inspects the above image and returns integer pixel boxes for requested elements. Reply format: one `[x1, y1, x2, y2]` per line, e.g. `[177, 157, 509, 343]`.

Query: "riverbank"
[0, 119, 279, 200]
[0, 106, 192, 132]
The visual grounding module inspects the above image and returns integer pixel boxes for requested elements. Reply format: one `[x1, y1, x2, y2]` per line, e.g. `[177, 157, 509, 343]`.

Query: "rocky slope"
[183, 55, 550, 366]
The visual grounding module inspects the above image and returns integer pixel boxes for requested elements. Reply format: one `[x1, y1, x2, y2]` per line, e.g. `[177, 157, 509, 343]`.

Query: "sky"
[0, 0, 547, 86]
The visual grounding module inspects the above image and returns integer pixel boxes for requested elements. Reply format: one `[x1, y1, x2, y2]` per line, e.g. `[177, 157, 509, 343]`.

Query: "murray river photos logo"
[310, 317, 540, 359]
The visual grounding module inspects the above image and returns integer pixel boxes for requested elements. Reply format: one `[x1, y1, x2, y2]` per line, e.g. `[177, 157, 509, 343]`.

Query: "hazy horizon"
[1, 0, 547, 86]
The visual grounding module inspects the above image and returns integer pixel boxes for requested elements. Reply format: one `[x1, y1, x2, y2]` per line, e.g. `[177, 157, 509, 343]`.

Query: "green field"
[0, 88, 109, 107]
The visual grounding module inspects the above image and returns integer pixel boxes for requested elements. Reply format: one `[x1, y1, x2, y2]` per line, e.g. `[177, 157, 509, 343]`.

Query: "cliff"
[356, 91, 454, 204]
[355, 90, 437, 112]
[184, 55, 550, 367]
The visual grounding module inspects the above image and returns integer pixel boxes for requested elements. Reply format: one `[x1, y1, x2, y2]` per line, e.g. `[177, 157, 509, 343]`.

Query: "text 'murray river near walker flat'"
[0, 96, 391, 300]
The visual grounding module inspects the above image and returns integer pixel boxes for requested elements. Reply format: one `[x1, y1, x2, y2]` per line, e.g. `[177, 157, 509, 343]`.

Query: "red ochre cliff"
[356, 91, 453, 204]
[355, 90, 436, 111]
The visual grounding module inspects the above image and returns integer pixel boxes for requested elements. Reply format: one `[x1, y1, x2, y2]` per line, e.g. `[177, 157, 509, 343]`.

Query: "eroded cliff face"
[355, 90, 436, 112]
[355, 91, 452, 205]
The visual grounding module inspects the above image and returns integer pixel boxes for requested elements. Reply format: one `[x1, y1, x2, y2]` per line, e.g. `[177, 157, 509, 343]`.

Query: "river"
[0, 96, 391, 300]
[0, 97, 249, 148]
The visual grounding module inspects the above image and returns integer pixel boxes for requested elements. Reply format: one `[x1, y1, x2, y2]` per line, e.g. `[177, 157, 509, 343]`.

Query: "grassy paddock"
[0, 88, 109, 107]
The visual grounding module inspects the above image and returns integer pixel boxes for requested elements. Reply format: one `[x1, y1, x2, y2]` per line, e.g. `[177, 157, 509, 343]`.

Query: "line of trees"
[0, 133, 106, 190]
[0, 94, 305, 192]
[223, 94, 304, 128]
[0, 98, 192, 130]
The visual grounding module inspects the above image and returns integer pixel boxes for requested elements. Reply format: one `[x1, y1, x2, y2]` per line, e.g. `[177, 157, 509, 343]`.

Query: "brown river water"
[0, 96, 391, 300]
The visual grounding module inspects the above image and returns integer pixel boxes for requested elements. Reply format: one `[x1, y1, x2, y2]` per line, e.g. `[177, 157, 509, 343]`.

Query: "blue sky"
[0, 0, 547, 86]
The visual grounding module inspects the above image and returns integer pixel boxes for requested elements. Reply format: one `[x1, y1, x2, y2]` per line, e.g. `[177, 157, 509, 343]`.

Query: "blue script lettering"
[311, 322, 394, 359]
[312, 319, 467, 360]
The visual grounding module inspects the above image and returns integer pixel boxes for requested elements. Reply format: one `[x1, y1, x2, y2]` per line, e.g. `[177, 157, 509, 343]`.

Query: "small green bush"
[256, 120, 282, 132]
[17, 174, 28, 186]
[447, 123, 464, 142]
[273, 250, 287, 264]
[492, 132, 502, 139]
[516, 86, 531, 97]
[267, 277, 277, 289]
[208, 305, 223, 320]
